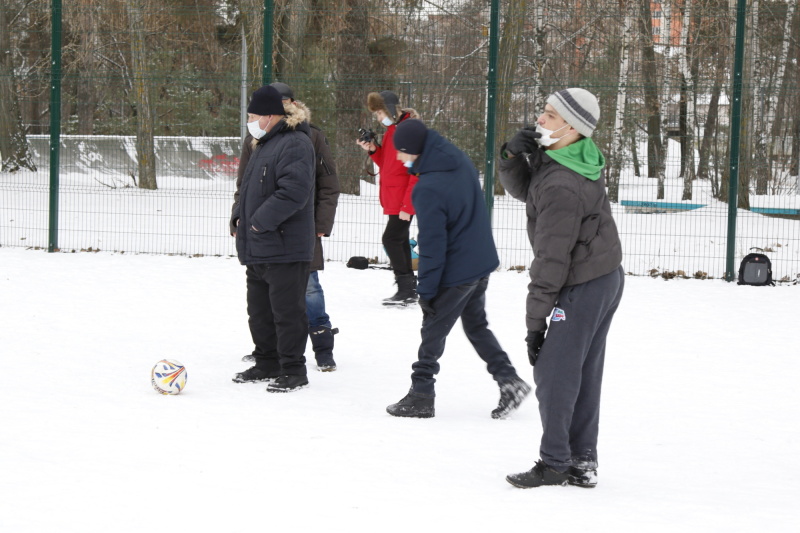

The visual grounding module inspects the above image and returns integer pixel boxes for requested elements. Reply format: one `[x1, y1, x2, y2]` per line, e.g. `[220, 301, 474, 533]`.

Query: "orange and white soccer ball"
[151, 359, 188, 395]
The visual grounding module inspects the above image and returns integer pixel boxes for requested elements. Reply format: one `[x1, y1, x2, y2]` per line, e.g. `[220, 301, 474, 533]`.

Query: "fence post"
[725, 0, 747, 281]
[48, 0, 62, 253]
[262, 0, 273, 85]
[483, 0, 500, 222]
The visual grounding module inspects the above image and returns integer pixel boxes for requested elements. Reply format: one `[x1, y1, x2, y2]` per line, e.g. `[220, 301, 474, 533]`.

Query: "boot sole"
[232, 376, 278, 384]
[266, 383, 309, 393]
[506, 476, 568, 489]
[382, 301, 418, 307]
[386, 409, 435, 418]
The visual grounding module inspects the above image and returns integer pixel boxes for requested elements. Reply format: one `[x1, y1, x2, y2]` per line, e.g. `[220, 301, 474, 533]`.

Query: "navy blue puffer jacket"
[232, 106, 316, 265]
[410, 129, 499, 300]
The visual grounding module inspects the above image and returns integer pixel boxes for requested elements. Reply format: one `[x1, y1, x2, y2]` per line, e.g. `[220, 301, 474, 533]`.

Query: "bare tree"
[126, 0, 156, 189]
[333, 0, 372, 195]
[0, 0, 36, 172]
[638, 0, 664, 187]
[677, 0, 696, 200]
[492, 0, 526, 193]
[607, 0, 636, 202]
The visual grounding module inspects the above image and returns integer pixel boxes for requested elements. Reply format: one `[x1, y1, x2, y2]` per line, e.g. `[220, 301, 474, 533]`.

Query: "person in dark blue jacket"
[385, 119, 531, 419]
[230, 85, 316, 393]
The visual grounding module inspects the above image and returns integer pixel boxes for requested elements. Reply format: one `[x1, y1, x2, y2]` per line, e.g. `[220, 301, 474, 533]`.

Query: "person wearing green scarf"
[498, 88, 625, 490]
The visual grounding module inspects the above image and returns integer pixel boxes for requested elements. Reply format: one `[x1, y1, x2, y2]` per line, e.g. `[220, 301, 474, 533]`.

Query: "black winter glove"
[525, 330, 546, 366]
[419, 299, 435, 317]
[505, 127, 542, 156]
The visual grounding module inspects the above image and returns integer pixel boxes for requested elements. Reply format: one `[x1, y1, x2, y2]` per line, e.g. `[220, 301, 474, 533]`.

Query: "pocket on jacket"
[248, 227, 285, 259]
[577, 214, 600, 244]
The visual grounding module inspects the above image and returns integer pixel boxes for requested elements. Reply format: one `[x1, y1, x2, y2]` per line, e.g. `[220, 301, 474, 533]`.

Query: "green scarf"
[546, 137, 605, 181]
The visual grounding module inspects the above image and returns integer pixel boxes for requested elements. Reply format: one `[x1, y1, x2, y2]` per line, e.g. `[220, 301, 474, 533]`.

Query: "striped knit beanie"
[546, 88, 600, 138]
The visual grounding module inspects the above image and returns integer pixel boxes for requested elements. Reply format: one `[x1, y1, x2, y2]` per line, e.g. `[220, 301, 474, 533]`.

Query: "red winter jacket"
[370, 114, 419, 216]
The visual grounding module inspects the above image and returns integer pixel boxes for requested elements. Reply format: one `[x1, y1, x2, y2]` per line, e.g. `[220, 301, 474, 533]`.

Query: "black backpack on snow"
[737, 253, 775, 286]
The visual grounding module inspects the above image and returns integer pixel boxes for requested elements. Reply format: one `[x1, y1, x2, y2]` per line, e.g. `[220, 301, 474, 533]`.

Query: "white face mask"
[403, 160, 414, 168]
[535, 123, 571, 147]
[381, 116, 393, 127]
[247, 117, 270, 139]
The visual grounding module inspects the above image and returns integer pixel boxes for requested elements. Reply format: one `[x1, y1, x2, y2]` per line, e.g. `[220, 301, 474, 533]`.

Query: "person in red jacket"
[356, 90, 420, 306]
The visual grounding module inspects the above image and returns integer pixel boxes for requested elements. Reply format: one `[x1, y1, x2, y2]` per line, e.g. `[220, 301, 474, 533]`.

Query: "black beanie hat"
[393, 119, 427, 155]
[247, 85, 286, 116]
[270, 82, 294, 101]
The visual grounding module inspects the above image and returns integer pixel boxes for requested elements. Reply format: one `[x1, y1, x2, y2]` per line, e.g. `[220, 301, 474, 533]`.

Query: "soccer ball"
[151, 359, 188, 395]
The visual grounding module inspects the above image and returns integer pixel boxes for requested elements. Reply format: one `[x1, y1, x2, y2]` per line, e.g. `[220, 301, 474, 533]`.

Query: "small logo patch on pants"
[551, 307, 566, 321]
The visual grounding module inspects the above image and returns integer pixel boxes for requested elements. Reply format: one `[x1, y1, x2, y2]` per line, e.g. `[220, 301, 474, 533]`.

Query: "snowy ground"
[0, 246, 797, 532]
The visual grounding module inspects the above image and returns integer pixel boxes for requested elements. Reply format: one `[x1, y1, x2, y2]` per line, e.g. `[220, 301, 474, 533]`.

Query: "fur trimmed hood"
[283, 99, 309, 129]
[285, 99, 312, 124]
[250, 100, 310, 149]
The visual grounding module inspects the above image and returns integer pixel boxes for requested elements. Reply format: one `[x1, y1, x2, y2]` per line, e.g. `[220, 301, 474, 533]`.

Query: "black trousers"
[410, 276, 517, 396]
[246, 262, 310, 376]
[382, 214, 413, 276]
[534, 265, 625, 471]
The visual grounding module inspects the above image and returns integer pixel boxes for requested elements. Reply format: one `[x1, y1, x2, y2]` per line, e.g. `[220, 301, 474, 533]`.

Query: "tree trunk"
[76, 1, 99, 135]
[334, 0, 371, 195]
[677, 0, 696, 200]
[0, 0, 36, 172]
[126, 0, 157, 190]
[607, 1, 635, 203]
[493, 0, 526, 194]
[697, 43, 725, 182]
[654, 0, 673, 200]
[274, 0, 310, 82]
[638, 0, 663, 185]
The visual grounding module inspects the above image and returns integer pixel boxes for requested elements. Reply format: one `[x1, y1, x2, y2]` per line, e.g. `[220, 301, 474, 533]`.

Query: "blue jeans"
[306, 271, 331, 329]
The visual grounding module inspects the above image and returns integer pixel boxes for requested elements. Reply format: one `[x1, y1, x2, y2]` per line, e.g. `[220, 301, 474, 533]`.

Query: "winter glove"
[419, 299, 435, 318]
[525, 329, 546, 366]
[504, 127, 542, 156]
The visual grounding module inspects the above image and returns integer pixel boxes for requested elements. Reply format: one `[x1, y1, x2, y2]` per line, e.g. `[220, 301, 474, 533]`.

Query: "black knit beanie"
[247, 85, 287, 116]
[393, 119, 427, 155]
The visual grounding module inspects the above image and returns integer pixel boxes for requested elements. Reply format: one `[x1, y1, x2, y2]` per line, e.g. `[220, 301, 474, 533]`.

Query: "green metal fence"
[1, 0, 799, 282]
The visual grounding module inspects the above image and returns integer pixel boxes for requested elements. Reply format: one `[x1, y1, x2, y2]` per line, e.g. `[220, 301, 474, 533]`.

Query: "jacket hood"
[286, 99, 312, 124]
[545, 137, 605, 181]
[409, 130, 460, 175]
[251, 102, 310, 148]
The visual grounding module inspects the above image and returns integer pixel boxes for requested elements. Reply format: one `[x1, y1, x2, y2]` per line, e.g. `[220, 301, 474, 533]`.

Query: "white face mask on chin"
[247, 117, 270, 139]
[381, 116, 393, 127]
[535, 123, 571, 147]
[403, 160, 414, 168]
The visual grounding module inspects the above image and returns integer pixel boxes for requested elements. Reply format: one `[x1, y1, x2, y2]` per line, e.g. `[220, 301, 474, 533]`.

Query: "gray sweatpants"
[533, 265, 624, 472]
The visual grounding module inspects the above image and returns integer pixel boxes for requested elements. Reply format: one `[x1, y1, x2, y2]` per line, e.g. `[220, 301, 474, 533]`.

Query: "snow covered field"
[0, 246, 797, 532]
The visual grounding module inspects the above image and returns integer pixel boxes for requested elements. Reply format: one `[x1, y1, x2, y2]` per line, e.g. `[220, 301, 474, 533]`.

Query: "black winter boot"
[309, 326, 338, 372]
[386, 389, 435, 418]
[233, 365, 281, 384]
[568, 457, 598, 488]
[491, 375, 532, 419]
[382, 274, 418, 307]
[506, 460, 569, 488]
[266, 374, 309, 393]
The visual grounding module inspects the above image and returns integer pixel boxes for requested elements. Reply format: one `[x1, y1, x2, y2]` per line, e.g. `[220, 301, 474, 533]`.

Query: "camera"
[358, 127, 378, 145]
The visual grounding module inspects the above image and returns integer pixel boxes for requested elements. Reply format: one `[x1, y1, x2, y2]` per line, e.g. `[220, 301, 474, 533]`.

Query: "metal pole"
[725, 0, 747, 281]
[48, 0, 62, 253]
[241, 23, 248, 141]
[483, 0, 500, 222]
[262, 0, 273, 85]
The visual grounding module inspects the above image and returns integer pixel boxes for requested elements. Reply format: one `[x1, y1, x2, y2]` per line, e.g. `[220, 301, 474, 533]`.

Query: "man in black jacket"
[498, 88, 624, 488]
[385, 119, 531, 420]
[230, 85, 316, 393]
[236, 82, 341, 372]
